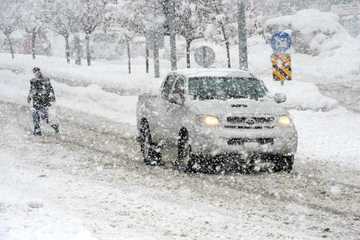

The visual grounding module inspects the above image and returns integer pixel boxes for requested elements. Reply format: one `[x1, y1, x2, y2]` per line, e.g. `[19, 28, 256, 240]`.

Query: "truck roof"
[170, 68, 254, 79]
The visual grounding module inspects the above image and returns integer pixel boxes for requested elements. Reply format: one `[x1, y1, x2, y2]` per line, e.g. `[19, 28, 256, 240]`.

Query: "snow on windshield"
[188, 77, 268, 101]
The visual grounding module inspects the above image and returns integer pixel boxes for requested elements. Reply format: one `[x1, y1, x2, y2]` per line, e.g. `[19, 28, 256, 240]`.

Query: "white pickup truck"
[136, 69, 298, 173]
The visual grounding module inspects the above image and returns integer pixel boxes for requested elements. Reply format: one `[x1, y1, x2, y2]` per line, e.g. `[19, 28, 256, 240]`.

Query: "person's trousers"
[32, 107, 58, 134]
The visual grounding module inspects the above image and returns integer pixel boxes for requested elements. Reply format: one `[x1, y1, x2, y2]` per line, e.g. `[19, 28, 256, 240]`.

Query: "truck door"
[156, 74, 177, 143]
[166, 75, 188, 144]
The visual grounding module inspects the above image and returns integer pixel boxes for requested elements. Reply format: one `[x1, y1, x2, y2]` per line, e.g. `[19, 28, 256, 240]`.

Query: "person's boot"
[33, 127, 42, 136]
[51, 124, 60, 134]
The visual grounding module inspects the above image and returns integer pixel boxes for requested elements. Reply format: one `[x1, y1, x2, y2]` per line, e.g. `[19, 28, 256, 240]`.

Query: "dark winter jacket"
[28, 76, 56, 109]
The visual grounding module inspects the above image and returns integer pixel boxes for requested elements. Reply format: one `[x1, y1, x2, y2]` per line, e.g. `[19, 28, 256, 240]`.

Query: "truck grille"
[228, 138, 274, 145]
[224, 125, 274, 129]
[225, 116, 275, 129]
[227, 116, 275, 124]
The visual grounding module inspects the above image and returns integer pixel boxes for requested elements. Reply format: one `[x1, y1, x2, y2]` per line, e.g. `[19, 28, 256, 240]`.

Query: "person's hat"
[32, 67, 40, 73]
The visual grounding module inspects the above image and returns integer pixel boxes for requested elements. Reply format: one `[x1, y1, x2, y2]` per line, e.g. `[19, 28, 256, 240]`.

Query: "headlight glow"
[198, 115, 220, 127]
[278, 116, 291, 126]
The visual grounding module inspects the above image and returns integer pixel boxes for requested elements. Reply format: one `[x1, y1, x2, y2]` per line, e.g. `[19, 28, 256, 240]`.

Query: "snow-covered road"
[1, 100, 359, 240]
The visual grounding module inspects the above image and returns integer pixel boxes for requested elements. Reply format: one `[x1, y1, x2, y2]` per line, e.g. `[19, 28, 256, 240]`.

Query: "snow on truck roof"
[170, 68, 254, 78]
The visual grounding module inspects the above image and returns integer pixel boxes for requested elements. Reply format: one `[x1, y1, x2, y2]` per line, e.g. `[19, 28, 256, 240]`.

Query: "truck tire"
[139, 121, 161, 166]
[176, 129, 196, 172]
[273, 155, 294, 173]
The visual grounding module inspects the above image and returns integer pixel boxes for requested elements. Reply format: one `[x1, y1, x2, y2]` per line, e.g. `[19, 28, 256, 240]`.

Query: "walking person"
[27, 67, 59, 136]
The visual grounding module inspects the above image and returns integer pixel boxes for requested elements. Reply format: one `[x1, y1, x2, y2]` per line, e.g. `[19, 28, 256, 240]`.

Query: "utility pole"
[153, 1, 161, 78]
[237, 0, 248, 70]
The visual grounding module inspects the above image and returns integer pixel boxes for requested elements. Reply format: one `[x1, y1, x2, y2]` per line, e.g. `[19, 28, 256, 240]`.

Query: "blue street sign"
[271, 32, 292, 53]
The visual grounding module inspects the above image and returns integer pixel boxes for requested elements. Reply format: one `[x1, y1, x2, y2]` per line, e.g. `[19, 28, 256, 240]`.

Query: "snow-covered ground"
[1, 59, 360, 239]
[0, 100, 359, 240]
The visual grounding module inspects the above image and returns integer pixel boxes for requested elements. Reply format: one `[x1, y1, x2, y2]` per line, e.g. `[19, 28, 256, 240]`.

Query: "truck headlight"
[278, 116, 291, 126]
[198, 115, 220, 127]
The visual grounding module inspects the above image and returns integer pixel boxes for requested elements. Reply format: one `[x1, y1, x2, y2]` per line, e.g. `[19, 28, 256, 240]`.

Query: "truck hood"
[187, 98, 288, 117]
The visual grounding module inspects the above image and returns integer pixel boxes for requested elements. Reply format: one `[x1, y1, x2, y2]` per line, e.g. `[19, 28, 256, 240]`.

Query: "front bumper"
[190, 126, 298, 156]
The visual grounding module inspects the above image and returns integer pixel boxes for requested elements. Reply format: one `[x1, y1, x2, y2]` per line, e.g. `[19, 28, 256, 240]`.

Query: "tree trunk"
[219, 23, 231, 68]
[186, 39, 192, 69]
[145, 42, 150, 74]
[74, 35, 82, 65]
[215, 3, 232, 68]
[153, 37, 160, 78]
[65, 35, 71, 64]
[126, 37, 131, 74]
[85, 32, 91, 66]
[31, 29, 36, 60]
[169, 0, 177, 70]
[5, 34, 15, 59]
[225, 41, 231, 68]
[170, 31, 177, 71]
[237, 0, 248, 70]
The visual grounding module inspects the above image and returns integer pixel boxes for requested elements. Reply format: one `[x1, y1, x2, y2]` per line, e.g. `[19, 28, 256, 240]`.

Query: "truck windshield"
[188, 77, 268, 101]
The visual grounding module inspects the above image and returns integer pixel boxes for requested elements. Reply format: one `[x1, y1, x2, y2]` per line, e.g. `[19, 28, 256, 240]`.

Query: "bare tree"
[78, 0, 109, 66]
[119, 0, 149, 73]
[201, 0, 239, 68]
[119, 0, 166, 76]
[143, 0, 165, 78]
[0, 0, 21, 59]
[118, 31, 136, 74]
[21, 0, 43, 60]
[42, 0, 80, 64]
[212, 0, 232, 68]
[109, 1, 145, 74]
[177, 0, 208, 68]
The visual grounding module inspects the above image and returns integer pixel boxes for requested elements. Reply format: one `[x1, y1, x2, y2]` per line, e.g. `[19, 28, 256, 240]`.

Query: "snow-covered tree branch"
[41, 0, 80, 64]
[0, 0, 22, 59]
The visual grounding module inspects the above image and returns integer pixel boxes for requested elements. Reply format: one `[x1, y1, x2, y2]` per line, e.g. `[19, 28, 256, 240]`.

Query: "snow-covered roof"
[171, 68, 253, 78]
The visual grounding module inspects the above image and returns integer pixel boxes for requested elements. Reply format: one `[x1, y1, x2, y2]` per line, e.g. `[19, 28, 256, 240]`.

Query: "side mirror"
[169, 93, 185, 105]
[274, 93, 287, 104]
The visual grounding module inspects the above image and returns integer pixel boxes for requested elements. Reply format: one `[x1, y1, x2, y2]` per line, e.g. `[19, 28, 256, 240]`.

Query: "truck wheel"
[139, 122, 161, 166]
[176, 129, 196, 172]
[273, 155, 294, 173]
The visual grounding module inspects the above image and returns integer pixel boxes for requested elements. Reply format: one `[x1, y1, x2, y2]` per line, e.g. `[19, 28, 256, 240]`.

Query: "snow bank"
[0, 53, 163, 94]
[0, 69, 137, 125]
[266, 80, 338, 111]
[290, 40, 360, 83]
[293, 108, 360, 169]
[264, 10, 360, 82]
[265, 9, 353, 55]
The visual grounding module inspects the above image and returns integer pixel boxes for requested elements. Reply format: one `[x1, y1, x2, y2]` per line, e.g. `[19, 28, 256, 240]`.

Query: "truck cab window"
[161, 75, 176, 100]
[172, 77, 185, 95]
